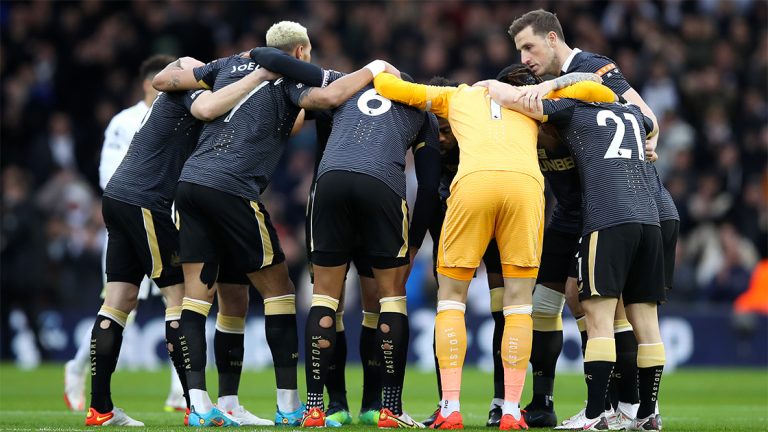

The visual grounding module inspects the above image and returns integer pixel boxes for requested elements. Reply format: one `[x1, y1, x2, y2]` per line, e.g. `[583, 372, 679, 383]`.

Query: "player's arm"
[293, 60, 399, 110]
[482, 80, 545, 120]
[583, 57, 660, 156]
[373, 72, 456, 118]
[249, 47, 327, 87]
[622, 88, 658, 141]
[476, 72, 603, 112]
[152, 57, 207, 91]
[190, 67, 280, 121]
[408, 115, 442, 255]
[547, 81, 617, 103]
[290, 109, 306, 137]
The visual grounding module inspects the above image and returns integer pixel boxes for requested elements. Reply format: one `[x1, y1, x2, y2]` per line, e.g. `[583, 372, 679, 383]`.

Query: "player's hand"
[645, 134, 659, 161]
[255, 67, 281, 81]
[512, 81, 553, 112]
[383, 61, 401, 79]
[178, 56, 205, 70]
[647, 149, 658, 162]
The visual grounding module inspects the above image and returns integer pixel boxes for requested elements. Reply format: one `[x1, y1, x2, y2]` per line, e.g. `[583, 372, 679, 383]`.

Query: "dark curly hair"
[495, 64, 542, 86]
[428, 76, 460, 87]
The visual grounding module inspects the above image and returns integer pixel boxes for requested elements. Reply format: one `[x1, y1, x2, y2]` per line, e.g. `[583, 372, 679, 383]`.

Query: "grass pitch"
[0, 364, 765, 431]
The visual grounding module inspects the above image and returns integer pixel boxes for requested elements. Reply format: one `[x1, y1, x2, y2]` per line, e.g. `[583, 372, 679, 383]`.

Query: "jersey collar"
[561, 48, 582, 73]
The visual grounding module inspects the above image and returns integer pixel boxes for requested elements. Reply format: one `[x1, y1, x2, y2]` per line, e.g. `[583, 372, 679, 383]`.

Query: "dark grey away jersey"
[317, 83, 440, 199]
[104, 90, 201, 211]
[179, 55, 320, 201]
[568, 50, 678, 222]
[543, 99, 660, 235]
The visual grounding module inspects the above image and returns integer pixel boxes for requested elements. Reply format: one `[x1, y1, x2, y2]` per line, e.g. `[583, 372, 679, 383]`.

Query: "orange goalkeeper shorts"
[437, 171, 545, 280]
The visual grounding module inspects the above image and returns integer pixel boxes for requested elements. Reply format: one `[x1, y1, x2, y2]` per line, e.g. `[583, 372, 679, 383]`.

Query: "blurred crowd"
[1, 0, 766, 330]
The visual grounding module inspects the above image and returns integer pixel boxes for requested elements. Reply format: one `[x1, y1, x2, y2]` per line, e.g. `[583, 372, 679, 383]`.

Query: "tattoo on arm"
[170, 59, 182, 70]
[298, 87, 314, 107]
[551, 72, 597, 90]
[169, 76, 180, 89]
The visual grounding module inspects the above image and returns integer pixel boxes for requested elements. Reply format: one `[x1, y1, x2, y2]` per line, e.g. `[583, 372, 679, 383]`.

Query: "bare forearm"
[622, 88, 658, 135]
[152, 57, 204, 92]
[191, 71, 268, 121]
[488, 81, 544, 120]
[549, 72, 601, 91]
[488, 81, 521, 107]
[299, 67, 374, 110]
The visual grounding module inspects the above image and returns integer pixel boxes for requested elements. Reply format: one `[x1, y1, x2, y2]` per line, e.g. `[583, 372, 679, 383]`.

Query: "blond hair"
[266, 21, 310, 52]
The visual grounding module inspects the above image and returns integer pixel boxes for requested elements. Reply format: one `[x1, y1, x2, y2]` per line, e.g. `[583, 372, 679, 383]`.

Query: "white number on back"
[596, 110, 644, 160]
[490, 100, 502, 120]
[357, 89, 392, 116]
[224, 81, 269, 123]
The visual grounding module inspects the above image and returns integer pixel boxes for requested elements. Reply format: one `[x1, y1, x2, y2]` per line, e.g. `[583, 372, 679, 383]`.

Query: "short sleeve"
[578, 55, 631, 95]
[193, 57, 228, 90]
[183, 89, 205, 111]
[284, 80, 313, 107]
[323, 70, 345, 87]
[284, 71, 346, 108]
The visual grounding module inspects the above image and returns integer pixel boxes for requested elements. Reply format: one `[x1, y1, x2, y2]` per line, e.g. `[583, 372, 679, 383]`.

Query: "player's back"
[318, 83, 433, 199]
[537, 139, 582, 234]
[105, 91, 201, 212]
[180, 55, 302, 202]
[543, 99, 659, 235]
[99, 101, 149, 190]
[448, 85, 543, 189]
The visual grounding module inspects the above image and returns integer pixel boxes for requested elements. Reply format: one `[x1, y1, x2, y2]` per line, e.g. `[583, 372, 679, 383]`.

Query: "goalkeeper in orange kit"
[372, 65, 615, 430]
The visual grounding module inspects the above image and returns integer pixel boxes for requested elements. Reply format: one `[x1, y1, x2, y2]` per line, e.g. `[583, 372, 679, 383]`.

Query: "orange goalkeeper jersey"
[373, 74, 615, 191]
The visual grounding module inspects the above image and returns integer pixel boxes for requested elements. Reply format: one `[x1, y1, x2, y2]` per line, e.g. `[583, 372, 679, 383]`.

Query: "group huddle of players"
[79, 8, 676, 432]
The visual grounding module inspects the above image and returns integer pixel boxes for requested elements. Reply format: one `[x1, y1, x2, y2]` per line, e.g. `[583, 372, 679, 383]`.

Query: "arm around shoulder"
[152, 57, 206, 92]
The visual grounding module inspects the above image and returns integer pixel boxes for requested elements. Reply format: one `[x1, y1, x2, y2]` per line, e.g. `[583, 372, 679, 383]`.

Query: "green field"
[0, 364, 766, 431]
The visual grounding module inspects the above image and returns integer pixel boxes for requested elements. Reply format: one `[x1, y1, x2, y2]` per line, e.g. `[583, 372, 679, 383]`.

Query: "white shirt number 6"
[357, 89, 392, 116]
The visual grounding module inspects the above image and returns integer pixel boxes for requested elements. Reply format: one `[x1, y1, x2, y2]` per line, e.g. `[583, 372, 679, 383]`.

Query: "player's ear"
[547, 31, 557, 48]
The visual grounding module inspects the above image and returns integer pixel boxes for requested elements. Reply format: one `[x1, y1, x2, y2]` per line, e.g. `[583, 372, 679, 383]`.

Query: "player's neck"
[555, 44, 574, 75]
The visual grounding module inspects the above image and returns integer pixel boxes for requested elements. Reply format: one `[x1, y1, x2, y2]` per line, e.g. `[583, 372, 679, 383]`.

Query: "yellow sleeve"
[373, 73, 456, 118]
[546, 81, 616, 103]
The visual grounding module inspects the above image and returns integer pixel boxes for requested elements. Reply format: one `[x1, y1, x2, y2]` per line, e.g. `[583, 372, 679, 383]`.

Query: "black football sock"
[264, 295, 299, 393]
[432, 329, 442, 402]
[360, 313, 382, 411]
[378, 297, 409, 416]
[165, 307, 189, 409]
[89, 308, 128, 413]
[615, 325, 640, 406]
[584, 338, 615, 419]
[326, 312, 349, 410]
[637, 343, 665, 419]
[491, 310, 506, 402]
[530, 328, 563, 409]
[304, 297, 338, 410]
[180, 299, 211, 392]
[214, 314, 246, 398]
